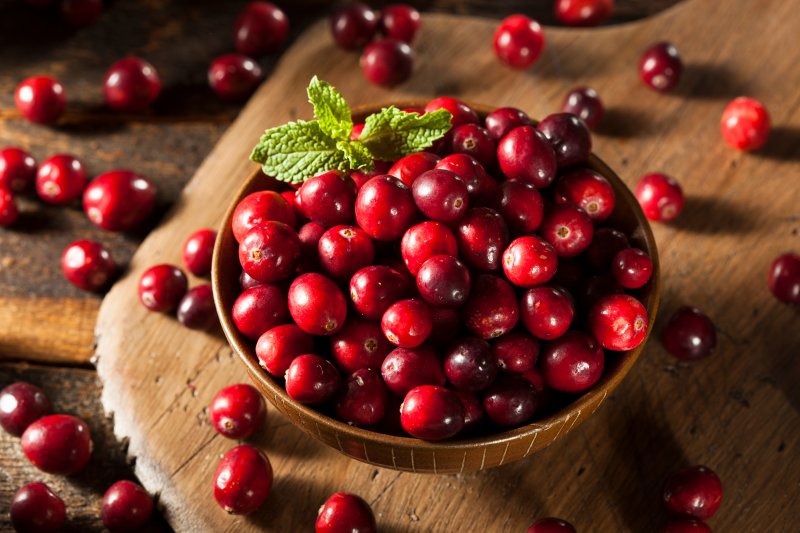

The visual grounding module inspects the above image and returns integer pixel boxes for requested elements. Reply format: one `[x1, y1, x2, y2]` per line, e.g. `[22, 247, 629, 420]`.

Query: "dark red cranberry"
[661, 306, 716, 361]
[297, 221, 326, 272]
[381, 346, 445, 395]
[355, 175, 416, 241]
[401, 221, 458, 275]
[612, 247, 653, 289]
[101, 480, 153, 532]
[492, 332, 539, 374]
[526, 517, 578, 533]
[663, 465, 723, 520]
[497, 126, 557, 188]
[232, 284, 289, 339]
[721, 96, 771, 151]
[0, 382, 52, 437]
[428, 307, 462, 347]
[659, 519, 712, 533]
[424, 96, 479, 127]
[584, 227, 629, 271]
[331, 318, 393, 373]
[286, 354, 341, 404]
[435, 153, 494, 202]
[103, 57, 161, 111]
[360, 39, 414, 87]
[555, 168, 615, 222]
[562, 86, 604, 130]
[537, 113, 592, 169]
[61, 239, 116, 292]
[444, 337, 499, 392]
[493, 14, 545, 69]
[182, 228, 216, 277]
[540, 204, 594, 258]
[400, 385, 464, 440]
[491, 180, 544, 234]
[234, 1, 289, 57]
[0, 147, 36, 193]
[208, 54, 263, 101]
[453, 390, 485, 433]
[554, 0, 613, 26]
[318, 225, 375, 281]
[388, 152, 441, 188]
[381, 298, 432, 348]
[21, 414, 92, 475]
[239, 221, 301, 283]
[36, 154, 87, 205]
[640, 42, 682, 92]
[213, 445, 272, 514]
[240, 271, 263, 290]
[463, 274, 519, 339]
[15, 76, 66, 125]
[768, 252, 800, 304]
[316, 492, 377, 533]
[330, 2, 378, 49]
[484, 107, 532, 141]
[177, 284, 217, 330]
[483, 375, 537, 427]
[0, 194, 18, 227]
[335, 368, 388, 426]
[209, 383, 266, 439]
[456, 207, 509, 272]
[138, 264, 187, 312]
[379, 4, 421, 43]
[349, 265, 410, 320]
[520, 286, 574, 340]
[10, 482, 65, 533]
[61, 0, 102, 27]
[256, 324, 313, 376]
[589, 293, 648, 351]
[541, 330, 604, 392]
[411, 169, 469, 223]
[288, 273, 347, 335]
[635, 172, 684, 222]
[578, 274, 623, 311]
[448, 124, 496, 168]
[83, 170, 157, 231]
[233, 190, 296, 241]
[416, 255, 471, 307]
[502, 236, 558, 288]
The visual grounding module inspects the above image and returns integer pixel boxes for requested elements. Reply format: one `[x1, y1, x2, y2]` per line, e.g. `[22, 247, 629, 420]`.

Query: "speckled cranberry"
[10, 482, 65, 533]
[103, 57, 161, 111]
[21, 414, 92, 475]
[316, 492, 377, 533]
[400, 385, 464, 440]
[537, 113, 592, 169]
[555, 168, 615, 222]
[15, 76, 66, 125]
[83, 170, 157, 232]
[239, 221, 301, 283]
[234, 1, 289, 57]
[286, 354, 341, 404]
[388, 152, 441, 189]
[589, 293, 648, 351]
[502, 236, 558, 288]
[379, 4, 421, 43]
[335, 368, 388, 426]
[448, 124, 496, 169]
[485, 107, 532, 141]
[663, 465, 723, 520]
[562, 86, 604, 130]
[416, 255, 471, 307]
[526, 517, 578, 533]
[520, 286, 574, 340]
[640, 42, 682, 92]
[424, 96, 479, 127]
[541, 330, 604, 392]
[463, 274, 519, 339]
[101, 480, 153, 532]
[435, 153, 494, 202]
[232, 190, 296, 241]
[360, 39, 415, 87]
[381, 346, 445, 396]
[232, 284, 289, 340]
[355, 175, 416, 241]
[208, 54, 263, 101]
[540, 204, 594, 258]
[611, 248, 653, 289]
[584, 227, 629, 272]
[138, 264, 188, 313]
[331, 2, 378, 49]
[331, 318, 393, 373]
[349, 265, 410, 320]
[721, 96, 770, 151]
[635, 172, 684, 222]
[483, 375, 537, 427]
[213, 445, 272, 514]
[209, 383, 266, 439]
[183, 228, 216, 277]
[36, 154, 87, 205]
[768, 252, 800, 304]
[0, 147, 36, 193]
[456, 207, 508, 272]
[659, 519, 712, 533]
[493, 14, 545, 69]
[444, 337, 499, 392]
[61, 0, 102, 27]
[492, 332, 539, 374]
[0, 382, 52, 437]
[497, 126, 557, 188]
[400, 221, 458, 275]
[256, 324, 314, 376]
[490, 180, 543, 234]
[660, 306, 716, 361]
[381, 298, 432, 348]
[61, 239, 116, 292]
[411, 169, 469, 223]
[288, 273, 347, 335]
[555, 0, 613, 26]
[177, 284, 217, 330]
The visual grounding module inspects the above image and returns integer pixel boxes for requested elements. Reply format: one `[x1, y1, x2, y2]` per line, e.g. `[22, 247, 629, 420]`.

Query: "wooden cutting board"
[95, 1, 800, 531]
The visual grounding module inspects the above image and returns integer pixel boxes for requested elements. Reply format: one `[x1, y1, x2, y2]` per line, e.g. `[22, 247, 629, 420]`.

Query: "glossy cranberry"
[483, 375, 537, 427]
[537, 113, 592, 169]
[177, 284, 217, 330]
[360, 39, 414, 87]
[21, 414, 92, 475]
[232, 284, 289, 339]
[520, 286, 575, 340]
[233, 190, 296, 241]
[388, 152, 441, 188]
[10, 482, 65, 533]
[36, 154, 87, 205]
[589, 293, 648, 351]
[381, 298, 432, 348]
[0, 193, 18, 226]
[0, 147, 36, 193]
[584, 227, 629, 271]
[61, 0, 102, 27]
[411, 169, 469, 223]
[285, 354, 341, 404]
[330, 2, 378, 49]
[456, 207, 508, 271]
[448, 124, 495, 168]
[493, 14, 545, 69]
[316, 492, 377, 533]
[0, 382, 51, 437]
[400, 385, 464, 440]
[416, 255, 471, 307]
[101, 480, 153, 532]
[492, 333, 538, 375]
[578, 274, 623, 311]
[463, 274, 519, 339]
[281, 189, 303, 221]
[484, 107, 532, 141]
[663, 465, 723, 520]
[540, 204, 594, 258]
[334, 368, 388, 426]
[490, 180, 543, 234]
[138, 264, 187, 312]
[379, 4, 421, 44]
[435, 153, 493, 202]
[61, 239, 116, 292]
[635, 172, 684, 222]
[661, 306, 716, 361]
[526, 517, 578, 533]
[331, 318, 393, 373]
[239, 271, 263, 290]
[103, 57, 161, 111]
[424, 96, 479, 127]
[208, 54, 263, 101]
[209, 383, 266, 439]
[555, 168, 614, 222]
[497, 126, 557, 188]
[541, 330, 604, 392]
[639, 42, 683, 92]
[611, 248, 653, 289]
[562, 86, 604, 130]
[355, 175, 416, 241]
[400, 221, 457, 275]
[15, 76, 66, 125]
[381, 346, 445, 396]
[83, 170, 157, 231]
[659, 519, 712, 533]
[768, 252, 800, 304]
[256, 324, 313, 376]
[318, 225, 375, 281]
[234, 2, 289, 57]
[288, 272, 348, 335]
[182, 228, 216, 277]
[444, 337, 499, 392]
[555, 0, 613, 26]
[349, 265, 410, 320]
[213, 445, 272, 514]
[502, 236, 558, 288]
[720, 96, 770, 151]
[239, 221, 301, 283]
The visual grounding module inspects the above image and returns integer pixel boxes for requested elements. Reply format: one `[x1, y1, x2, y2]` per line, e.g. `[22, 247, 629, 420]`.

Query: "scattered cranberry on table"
[316, 492, 377, 533]
[21, 414, 92, 475]
[663, 465, 723, 520]
[208, 54, 264, 101]
[177, 284, 217, 330]
[234, 1, 289, 57]
[138, 264, 188, 313]
[639, 42, 683, 92]
[493, 14, 545, 70]
[209, 383, 266, 439]
[330, 2, 378, 50]
[526, 517, 578, 533]
[0, 382, 52, 436]
[555, 0, 614, 26]
[83, 169, 157, 231]
[10, 482, 66, 533]
[183, 228, 217, 277]
[103, 57, 161, 111]
[0, 147, 37, 193]
[360, 38, 415, 87]
[379, 4, 421, 44]
[61, 239, 117, 292]
[0, 189, 18, 226]
[720, 96, 771, 151]
[60, 0, 103, 27]
[36, 154, 87, 205]
[768, 252, 800, 305]
[635, 172, 684, 222]
[101, 480, 154, 532]
[213, 444, 273, 514]
[15, 76, 66, 125]
[562, 86, 604, 130]
[661, 306, 716, 361]
[659, 519, 712, 533]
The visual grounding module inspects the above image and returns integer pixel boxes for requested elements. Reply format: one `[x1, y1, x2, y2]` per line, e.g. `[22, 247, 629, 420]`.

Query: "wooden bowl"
[212, 103, 660, 474]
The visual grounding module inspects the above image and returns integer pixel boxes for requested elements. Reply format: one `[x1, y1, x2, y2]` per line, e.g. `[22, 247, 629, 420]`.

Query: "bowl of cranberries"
[212, 99, 659, 473]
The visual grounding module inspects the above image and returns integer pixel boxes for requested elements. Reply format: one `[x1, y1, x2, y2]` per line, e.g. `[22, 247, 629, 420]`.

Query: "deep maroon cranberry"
[182, 228, 216, 277]
[640, 42, 683, 92]
[36, 154, 87, 205]
[355, 175, 416, 241]
[539, 204, 594, 258]
[15, 76, 66, 125]
[0, 382, 51, 437]
[520, 286, 574, 340]
[316, 492, 377, 533]
[256, 324, 313, 376]
[239, 221, 301, 283]
[0, 147, 36, 193]
[635, 173, 684, 222]
[208, 54, 263, 101]
[660, 306, 716, 361]
[331, 318, 393, 373]
[453, 390, 485, 433]
[209, 383, 266, 439]
[483, 375, 537, 427]
[492, 332, 539, 374]
[659, 519, 712, 533]
[497, 126, 557, 188]
[101, 480, 153, 532]
[234, 1, 289, 57]
[61, 239, 116, 292]
[61, 0, 102, 27]
[400, 385, 464, 440]
[562, 86, 604, 130]
[541, 330, 604, 392]
[388, 152, 441, 188]
[379, 4, 421, 43]
[484, 107, 532, 141]
[401, 221, 458, 275]
[360, 39, 414, 87]
[233, 190, 296, 240]
[526, 517, 578, 533]
[428, 306, 462, 347]
[424, 96, 479, 127]
[768, 252, 800, 304]
[721, 97, 771, 151]
[416, 255, 471, 307]
[232, 284, 289, 339]
[318, 225, 375, 281]
[456, 208, 508, 272]
[584, 227, 629, 271]
[10, 482, 65, 533]
[491, 180, 543, 234]
[589, 293, 648, 351]
[502, 236, 558, 288]
[285, 354, 341, 404]
[435, 153, 494, 202]
[177, 284, 217, 330]
[288, 273, 347, 335]
[537, 113, 592, 169]
[578, 274, 623, 311]
[330, 2, 378, 49]
[335, 368, 388, 426]
[138, 264, 188, 312]
[493, 14, 545, 69]
[381, 346, 445, 396]
[103, 57, 161, 111]
[349, 265, 410, 320]
[663, 465, 723, 520]
[554, 0, 613, 26]
[0, 193, 18, 226]
[463, 274, 519, 339]
[444, 337, 499, 392]
[555, 168, 615, 222]
[381, 298, 432, 348]
[21, 414, 92, 475]
[83, 170, 157, 231]
[448, 124, 496, 169]
[612, 248, 653, 289]
[213, 445, 272, 514]
[411, 169, 469, 223]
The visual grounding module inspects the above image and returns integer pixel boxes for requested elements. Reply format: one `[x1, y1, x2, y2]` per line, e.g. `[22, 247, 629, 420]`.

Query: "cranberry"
[540, 204, 594, 258]
[209, 383, 266, 439]
[379, 4, 421, 44]
[360, 39, 414, 87]
[381, 346, 445, 396]
[208, 54, 263, 101]
[463, 274, 519, 339]
[611, 248, 653, 289]
[103, 57, 161, 111]
[448, 124, 496, 168]
[182, 228, 216, 277]
[101, 480, 153, 532]
[424, 97, 479, 128]
[584, 227, 629, 271]
[238, 221, 301, 283]
[330, 2, 378, 49]
[484, 107, 532, 141]
[233, 190, 296, 240]
[0, 147, 36, 193]
[318, 225, 375, 281]
[401, 221, 458, 275]
[355, 175, 416, 241]
[520, 286, 575, 340]
[282, 189, 303, 220]
[661, 306, 716, 361]
[491, 332, 539, 374]
[0, 382, 52, 437]
[256, 324, 313, 376]
[21, 414, 92, 475]
[640, 42, 683, 92]
[177, 284, 217, 330]
[286, 354, 341, 404]
[331, 318, 393, 373]
[298, 171, 358, 229]
[381, 298, 432, 348]
[15, 76, 66, 125]
[482, 376, 537, 427]
[720, 96, 771, 151]
[502, 236, 558, 288]
[289, 273, 347, 335]
[10, 482, 65, 533]
[526, 517, 578, 533]
[456, 207, 509, 271]
[491, 180, 544, 234]
[240, 271, 263, 290]
[36, 154, 87, 205]
[400, 385, 464, 440]
[493, 14, 545, 69]
[541, 330, 604, 392]
[0, 194, 18, 228]
[297, 221, 326, 271]
[659, 519, 712, 533]
[232, 284, 289, 339]
[213, 445, 272, 514]
[61, 239, 116, 292]
[497, 126, 557, 188]
[234, 1, 289, 57]
[663, 465, 723, 520]
[138, 264, 187, 312]
[60, 0, 102, 27]
[316, 492, 377, 533]
[83, 170, 157, 232]
[555, 168, 615, 222]
[411, 169, 469, 223]
[554, 0, 613, 26]
[522, 368, 553, 411]
[537, 113, 592, 169]
[416, 255, 471, 307]
[453, 390, 485, 433]
[768, 252, 800, 304]
[562, 86, 604, 130]
[635, 172, 684, 222]
[388, 152, 441, 188]
[334, 368, 388, 426]
[589, 293, 648, 351]
[435, 153, 493, 202]
[428, 307, 462, 347]
[349, 265, 410, 320]
[444, 337, 499, 392]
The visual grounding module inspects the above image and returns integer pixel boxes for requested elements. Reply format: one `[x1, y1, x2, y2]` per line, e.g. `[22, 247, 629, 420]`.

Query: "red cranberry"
[239, 221, 301, 283]
[540, 204, 594, 258]
[213, 445, 272, 514]
[381, 298, 432, 348]
[541, 330, 604, 392]
[0, 194, 18, 228]
[232, 284, 289, 339]
[335, 368, 388, 426]
[537, 113, 592, 169]
[331, 318, 393, 373]
[411, 169, 469, 223]
[612, 248, 653, 289]
[10, 482, 65, 533]
[493, 14, 545, 69]
[60, 0, 102, 27]
[61, 239, 116, 292]
[520, 286, 574, 340]
[0, 147, 37, 193]
[318, 225, 375, 281]
[36, 154, 87, 205]
[492, 332, 539, 374]
[209, 383, 265, 439]
[453, 390, 485, 433]
[768, 252, 800, 304]
[281, 189, 303, 220]
[289, 273, 347, 335]
[316, 492, 377, 533]
[183, 228, 216, 277]
[256, 324, 314, 377]
[484, 107, 532, 141]
[0, 382, 52, 437]
[103, 57, 161, 111]
[491, 180, 544, 234]
[360, 39, 414, 87]
[661, 306, 716, 361]
[401, 221, 458, 275]
[233, 190, 296, 241]
[400, 385, 464, 440]
[527, 517, 578, 533]
[659, 519, 712, 533]
[456, 207, 509, 272]
[286, 354, 341, 404]
[381, 346, 445, 396]
[101, 480, 153, 532]
[482, 375, 537, 427]
[83, 170, 157, 231]
[355, 175, 416, 241]
[640, 42, 683, 92]
[663, 465, 723, 520]
[177, 284, 217, 330]
[435, 153, 493, 202]
[554, 0, 613, 26]
[589, 293, 648, 351]
[562, 86, 604, 130]
[424, 97, 479, 127]
[15, 76, 66, 125]
[448, 124, 496, 168]
[463, 274, 519, 339]
[21, 414, 92, 475]
[416, 255, 471, 307]
[720, 96, 770, 151]
[444, 337, 499, 392]
[502, 236, 558, 288]
[388, 152, 441, 188]
[330, 2, 378, 49]
[234, 1, 289, 57]
[555, 168, 615, 222]
[635, 172, 684, 222]
[379, 4, 421, 43]
[428, 307, 462, 347]
[208, 54, 263, 101]
[584, 227, 629, 271]
[349, 265, 410, 320]
[138, 264, 187, 312]
[497, 126, 557, 188]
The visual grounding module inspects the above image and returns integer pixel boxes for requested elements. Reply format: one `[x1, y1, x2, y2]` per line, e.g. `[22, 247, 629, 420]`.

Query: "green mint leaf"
[307, 75, 353, 140]
[359, 107, 453, 161]
[336, 140, 374, 171]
